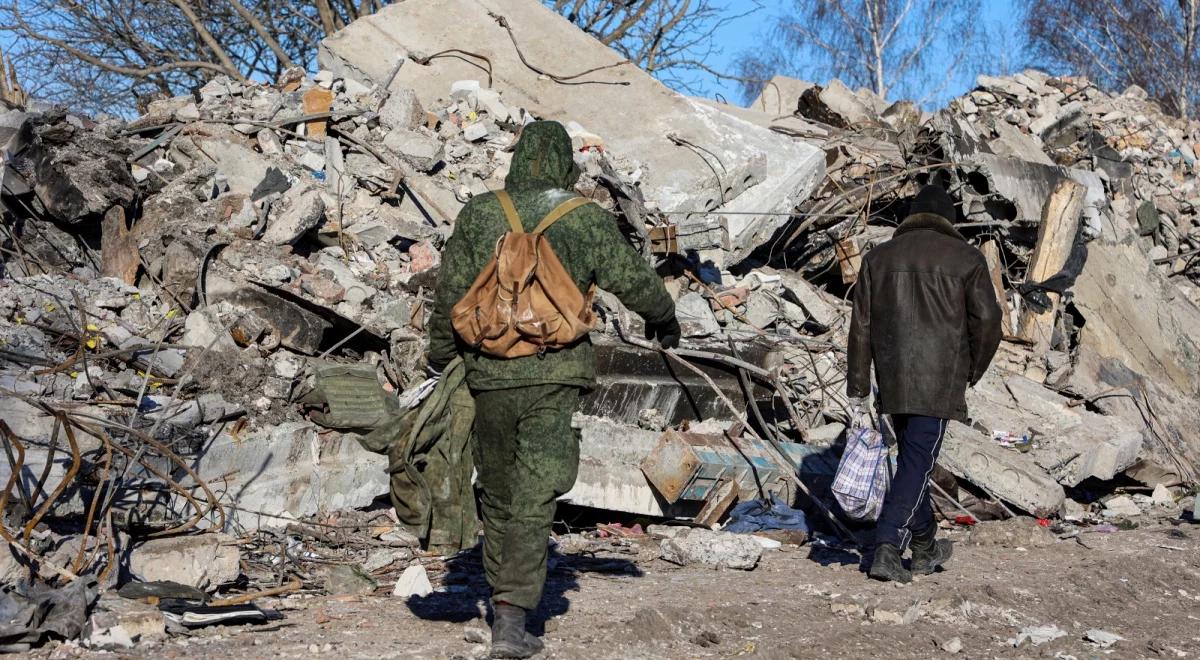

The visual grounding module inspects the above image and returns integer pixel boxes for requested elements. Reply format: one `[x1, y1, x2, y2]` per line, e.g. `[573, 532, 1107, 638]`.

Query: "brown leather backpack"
[450, 190, 597, 358]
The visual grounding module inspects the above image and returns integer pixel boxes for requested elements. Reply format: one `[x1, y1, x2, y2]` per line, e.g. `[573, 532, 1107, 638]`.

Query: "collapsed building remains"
[0, 0, 1197, 649]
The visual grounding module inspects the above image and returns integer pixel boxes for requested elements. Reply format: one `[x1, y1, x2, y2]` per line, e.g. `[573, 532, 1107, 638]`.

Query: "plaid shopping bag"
[831, 426, 892, 521]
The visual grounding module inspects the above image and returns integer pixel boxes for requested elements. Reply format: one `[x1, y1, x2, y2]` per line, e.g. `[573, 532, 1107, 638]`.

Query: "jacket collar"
[894, 212, 966, 242]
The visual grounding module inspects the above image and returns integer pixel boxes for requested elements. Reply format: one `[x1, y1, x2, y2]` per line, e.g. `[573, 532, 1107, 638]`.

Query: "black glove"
[425, 360, 448, 378]
[644, 316, 681, 350]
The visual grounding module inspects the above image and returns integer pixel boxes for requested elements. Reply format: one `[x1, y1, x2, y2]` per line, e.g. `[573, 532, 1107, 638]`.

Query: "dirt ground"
[29, 515, 1200, 660]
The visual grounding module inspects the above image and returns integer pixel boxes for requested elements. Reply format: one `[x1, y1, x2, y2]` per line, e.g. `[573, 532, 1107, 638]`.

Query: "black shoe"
[911, 537, 953, 575]
[490, 603, 544, 659]
[868, 544, 912, 583]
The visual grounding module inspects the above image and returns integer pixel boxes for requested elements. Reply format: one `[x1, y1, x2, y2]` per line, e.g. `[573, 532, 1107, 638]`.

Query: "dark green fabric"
[427, 120, 673, 391]
[472, 384, 581, 610]
[298, 363, 399, 432]
[361, 359, 479, 553]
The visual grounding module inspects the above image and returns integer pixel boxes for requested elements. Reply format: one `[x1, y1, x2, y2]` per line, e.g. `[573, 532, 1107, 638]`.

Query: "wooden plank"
[100, 206, 138, 285]
[980, 239, 1014, 338]
[1018, 179, 1086, 353]
[834, 236, 862, 285]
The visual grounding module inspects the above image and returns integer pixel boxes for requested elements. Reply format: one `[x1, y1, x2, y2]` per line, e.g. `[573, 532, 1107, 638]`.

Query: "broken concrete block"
[379, 87, 425, 131]
[797, 79, 878, 128]
[263, 183, 325, 245]
[324, 564, 377, 595]
[940, 422, 1065, 515]
[180, 308, 238, 352]
[174, 103, 200, 122]
[128, 533, 241, 592]
[393, 565, 433, 598]
[1103, 495, 1142, 517]
[384, 129, 445, 171]
[298, 150, 326, 172]
[1011, 624, 1067, 647]
[198, 136, 290, 201]
[317, 0, 823, 262]
[86, 598, 166, 648]
[22, 119, 136, 223]
[1085, 629, 1124, 649]
[462, 122, 490, 142]
[675, 292, 720, 337]
[473, 88, 511, 123]
[660, 528, 762, 570]
[750, 75, 815, 115]
[186, 422, 387, 531]
[1151, 484, 1175, 507]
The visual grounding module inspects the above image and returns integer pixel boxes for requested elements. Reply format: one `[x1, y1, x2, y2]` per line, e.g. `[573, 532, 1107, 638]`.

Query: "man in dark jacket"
[847, 183, 1002, 583]
[427, 121, 679, 658]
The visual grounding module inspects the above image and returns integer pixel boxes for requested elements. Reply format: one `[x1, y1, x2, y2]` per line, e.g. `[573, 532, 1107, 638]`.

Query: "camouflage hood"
[504, 120, 580, 190]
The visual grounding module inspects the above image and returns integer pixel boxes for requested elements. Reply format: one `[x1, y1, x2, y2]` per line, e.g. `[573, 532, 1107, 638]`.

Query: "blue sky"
[696, 0, 1027, 107]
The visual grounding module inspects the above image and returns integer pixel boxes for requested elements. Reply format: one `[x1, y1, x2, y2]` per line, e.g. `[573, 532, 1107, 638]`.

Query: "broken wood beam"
[100, 206, 138, 285]
[980, 239, 1014, 338]
[1018, 179, 1086, 354]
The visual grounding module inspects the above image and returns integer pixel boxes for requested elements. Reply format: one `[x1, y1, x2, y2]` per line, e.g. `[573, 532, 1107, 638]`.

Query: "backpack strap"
[495, 190, 524, 233]
[533, 197, 591, 234]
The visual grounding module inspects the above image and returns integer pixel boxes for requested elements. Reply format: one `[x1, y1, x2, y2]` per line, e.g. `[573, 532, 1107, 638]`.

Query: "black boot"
[490, 603, 544, 659]
[910, 532, 953, 575]
[868, 543, 912, 583]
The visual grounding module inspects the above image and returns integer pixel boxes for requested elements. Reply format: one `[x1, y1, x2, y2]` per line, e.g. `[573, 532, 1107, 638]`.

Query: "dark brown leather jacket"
[847, 213, 1002, 422]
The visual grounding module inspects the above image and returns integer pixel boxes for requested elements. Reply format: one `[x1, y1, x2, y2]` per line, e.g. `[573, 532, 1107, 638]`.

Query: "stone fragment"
[1085, 629, 1123, 648]
[263, 183, 325, 245]
[174, 103, 200, 122]
[196, 137, 286, 200]
[379, 87, 425, 131]
[1151, 483, 1176, 507]
[393, 564, 433, 598]
[462, 122, 490, 142]
[325, 564, 377, 596]
[407, 240, 441, 273]
[659, 527, 762, 570]
[384, 129, 445, 171]
[23, 119, 137, 223]
[128, 533, 241, 592]
[474, 88, 511, 122]
[1011, 624, 1067, 647]
[180, 308, 238, 352]
[941, 637, 963, 654]
[1103, 495, 1142, 517]
[675, 292, 720, 337]
[463, 624, 490, 644]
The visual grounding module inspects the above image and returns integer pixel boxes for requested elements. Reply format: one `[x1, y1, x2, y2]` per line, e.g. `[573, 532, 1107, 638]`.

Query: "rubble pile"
[0, 0, 1197, 649]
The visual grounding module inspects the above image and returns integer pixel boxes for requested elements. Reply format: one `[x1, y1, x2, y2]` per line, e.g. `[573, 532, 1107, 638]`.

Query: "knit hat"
[908, 184, 957, 222]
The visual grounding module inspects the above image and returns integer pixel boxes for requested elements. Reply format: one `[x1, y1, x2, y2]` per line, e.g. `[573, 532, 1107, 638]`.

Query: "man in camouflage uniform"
[427, 121, 679, 658]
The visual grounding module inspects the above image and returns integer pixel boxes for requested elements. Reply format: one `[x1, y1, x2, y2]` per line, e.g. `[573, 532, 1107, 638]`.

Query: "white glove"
[847, 396, 869, 426]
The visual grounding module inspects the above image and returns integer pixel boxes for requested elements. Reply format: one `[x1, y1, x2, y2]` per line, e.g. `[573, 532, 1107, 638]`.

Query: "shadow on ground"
[405, 543, 643, 634]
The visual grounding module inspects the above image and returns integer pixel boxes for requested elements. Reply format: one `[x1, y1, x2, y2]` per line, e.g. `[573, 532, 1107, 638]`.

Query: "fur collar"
[893, 212, 966, 242]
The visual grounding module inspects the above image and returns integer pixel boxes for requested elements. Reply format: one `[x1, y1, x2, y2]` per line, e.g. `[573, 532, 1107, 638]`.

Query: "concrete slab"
[185, 422, 388, 531]
[962, 373, 1142, 487]
[749, 76, 816, 116]
[318, 0, 824, 263]
[940, 423, 1065, 516]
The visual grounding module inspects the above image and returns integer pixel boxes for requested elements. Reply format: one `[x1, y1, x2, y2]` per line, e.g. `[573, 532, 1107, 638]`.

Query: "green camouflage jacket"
[427, 121, 673, 391]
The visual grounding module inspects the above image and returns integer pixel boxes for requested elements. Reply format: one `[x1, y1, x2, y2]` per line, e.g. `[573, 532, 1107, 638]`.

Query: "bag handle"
[533, 197, 591, 234]
[495, 190, 524, 234]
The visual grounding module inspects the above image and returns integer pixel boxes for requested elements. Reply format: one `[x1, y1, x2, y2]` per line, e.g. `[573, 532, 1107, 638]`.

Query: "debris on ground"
[0, 0, 1198, 652]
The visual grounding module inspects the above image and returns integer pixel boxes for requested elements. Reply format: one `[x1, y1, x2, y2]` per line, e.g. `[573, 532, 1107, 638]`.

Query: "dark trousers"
[472, 385, 581, 611]
[874, 414, 947, 551]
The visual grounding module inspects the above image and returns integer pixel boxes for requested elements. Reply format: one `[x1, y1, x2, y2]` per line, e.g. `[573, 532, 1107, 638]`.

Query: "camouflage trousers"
[471, 384, 581, 611]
